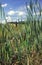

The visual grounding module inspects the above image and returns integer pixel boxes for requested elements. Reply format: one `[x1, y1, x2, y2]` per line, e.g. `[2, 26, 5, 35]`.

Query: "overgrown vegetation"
[0, 0, 42, 65]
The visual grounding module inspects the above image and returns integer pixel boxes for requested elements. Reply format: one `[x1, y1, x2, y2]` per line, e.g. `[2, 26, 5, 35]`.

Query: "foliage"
[0, 0, 42, 65]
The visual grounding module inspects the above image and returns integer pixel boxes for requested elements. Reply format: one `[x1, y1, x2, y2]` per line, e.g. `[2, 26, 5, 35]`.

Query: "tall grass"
[0, 0, 42, 65]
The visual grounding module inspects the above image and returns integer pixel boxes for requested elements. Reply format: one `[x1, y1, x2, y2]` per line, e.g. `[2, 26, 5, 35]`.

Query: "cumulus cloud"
[1, 3, 8, 7]
[7, 10, 26, 16]
[6, 16, 12, 22]
[7, 10, 26, 22]
[8, 10, 15, 15]
[7, 5, 26, 21]
[18, 11, 25, 16]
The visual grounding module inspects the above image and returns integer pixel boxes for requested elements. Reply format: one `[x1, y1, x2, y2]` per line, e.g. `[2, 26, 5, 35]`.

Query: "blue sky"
[0, 0, 42, 22]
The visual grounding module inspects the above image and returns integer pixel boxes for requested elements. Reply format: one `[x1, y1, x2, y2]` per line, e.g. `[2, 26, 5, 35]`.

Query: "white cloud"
[16, 11, 26, 16]
[8, 10, 15, 15]
[6, 16, 12, 22]
[1, 3, 8, 7]
[27, 5, 30, 9]
[18, 11, 25, 16]
[7, 10, 26, 16]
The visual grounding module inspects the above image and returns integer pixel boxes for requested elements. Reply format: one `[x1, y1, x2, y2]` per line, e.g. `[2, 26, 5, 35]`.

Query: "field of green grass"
[0, 0, 42, 65]
[0, 22, 42, 65]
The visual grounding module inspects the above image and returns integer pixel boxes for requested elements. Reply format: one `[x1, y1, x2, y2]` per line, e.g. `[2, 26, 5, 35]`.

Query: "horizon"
[0, 0, 42, 23]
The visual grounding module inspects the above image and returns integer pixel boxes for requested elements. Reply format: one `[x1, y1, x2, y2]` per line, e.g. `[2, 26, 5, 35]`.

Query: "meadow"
[0, 0, 42, 65]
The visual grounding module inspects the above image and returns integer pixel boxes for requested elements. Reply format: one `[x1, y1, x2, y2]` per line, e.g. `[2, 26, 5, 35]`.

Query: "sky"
[0, 0, 42, 22]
